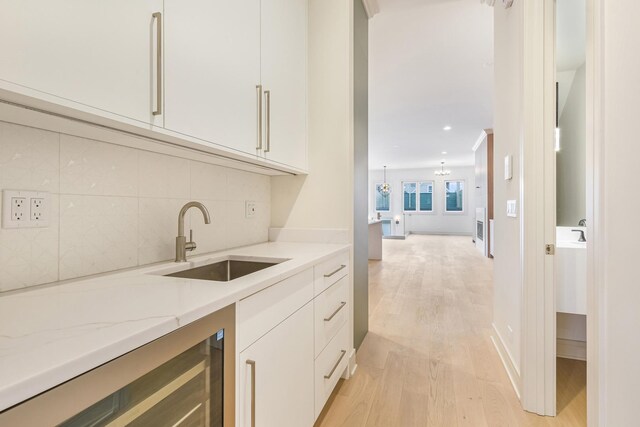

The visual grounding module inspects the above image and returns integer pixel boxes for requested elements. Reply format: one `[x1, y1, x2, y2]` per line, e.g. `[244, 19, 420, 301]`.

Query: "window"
[375, 183, 390, 211]
[403, 182, 417, 211]
[403, 181, 434, 212]
[419, 182, 433, 211]
[445, 180, 464, 212]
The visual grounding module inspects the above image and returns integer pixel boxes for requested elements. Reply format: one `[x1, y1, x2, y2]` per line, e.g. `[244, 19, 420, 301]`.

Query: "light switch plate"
[504, 155, 513, 180]
[2, 190, 50, 228]
[506, 199, 517, 218]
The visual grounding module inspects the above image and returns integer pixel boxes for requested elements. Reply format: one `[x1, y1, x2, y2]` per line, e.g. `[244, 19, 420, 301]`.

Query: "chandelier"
[378, 166, 391, 196]
[434, 161, 451, 176]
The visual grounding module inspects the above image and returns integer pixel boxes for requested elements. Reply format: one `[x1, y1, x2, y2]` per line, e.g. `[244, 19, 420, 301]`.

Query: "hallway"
[316, 235, 586, 426]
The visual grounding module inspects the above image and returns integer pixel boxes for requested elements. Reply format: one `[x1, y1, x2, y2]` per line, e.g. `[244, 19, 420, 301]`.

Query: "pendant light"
[434, 161, 451, 176]
[378, 166, 391, 196]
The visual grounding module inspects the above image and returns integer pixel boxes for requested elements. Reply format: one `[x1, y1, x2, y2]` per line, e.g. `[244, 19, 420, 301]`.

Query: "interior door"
[0, 0, 162, 125]
[164, 0, 261, 156]
[239, 302, 314, 427]
[260, 0, 307, 169]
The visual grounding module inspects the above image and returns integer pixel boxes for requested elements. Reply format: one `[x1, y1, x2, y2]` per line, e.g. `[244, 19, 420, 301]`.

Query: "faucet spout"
[176, 201, 211, 262]
[178, 201, 211, 237]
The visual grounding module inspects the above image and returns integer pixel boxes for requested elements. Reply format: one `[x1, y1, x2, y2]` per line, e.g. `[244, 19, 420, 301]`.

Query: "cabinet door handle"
[255, 85, 262, 150]
[264, 90, 271, 153]
[152, 12, 162, 116]
[324, 350, 346, 379]
[324, 301, 347, 322]
[324, 264, 346, 278]
[246, 360, 256, 427]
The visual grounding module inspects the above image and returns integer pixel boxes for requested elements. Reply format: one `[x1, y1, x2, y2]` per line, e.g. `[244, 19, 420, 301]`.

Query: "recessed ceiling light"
[441, 151, 447, 155]
[443, 126, 452, 131]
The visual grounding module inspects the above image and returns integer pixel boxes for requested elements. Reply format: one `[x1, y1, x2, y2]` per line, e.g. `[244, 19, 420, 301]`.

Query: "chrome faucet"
[176, 201, 211, 262]
[571, 229, 587, 243]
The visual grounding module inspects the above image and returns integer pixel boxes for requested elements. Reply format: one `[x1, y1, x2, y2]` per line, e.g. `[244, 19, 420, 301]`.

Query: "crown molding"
[472, 130, 488, 152]
[362, 0, 380, 19]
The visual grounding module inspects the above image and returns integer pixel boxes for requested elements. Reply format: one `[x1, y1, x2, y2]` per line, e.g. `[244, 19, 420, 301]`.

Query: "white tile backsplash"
[59, 195, 139, 280]
[0, 121, 59, 193]
[0, 120, 271, 292]
[60, 135, 138, 197]
[139, 151, 190, 199]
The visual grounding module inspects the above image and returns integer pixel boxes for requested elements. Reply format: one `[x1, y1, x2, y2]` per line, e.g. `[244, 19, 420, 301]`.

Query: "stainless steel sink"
[158, 256, 288, 282]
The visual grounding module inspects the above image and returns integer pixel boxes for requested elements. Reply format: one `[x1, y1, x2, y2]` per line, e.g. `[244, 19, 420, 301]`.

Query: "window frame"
[374, 181, 391, 212]
[443, 179, 465, 214]
[401, 180, 435, 213]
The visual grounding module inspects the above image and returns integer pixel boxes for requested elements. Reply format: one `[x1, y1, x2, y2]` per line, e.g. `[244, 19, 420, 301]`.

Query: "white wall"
[492, 1, 524, 378]
[600, 1, 640, 424]
[368, 166, 475, 236]
[270, 0, 353, 231]
[0, 120, 270, 293]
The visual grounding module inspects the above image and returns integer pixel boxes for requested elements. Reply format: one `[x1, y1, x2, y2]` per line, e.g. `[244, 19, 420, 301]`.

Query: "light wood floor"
[316, 235, 586, 427]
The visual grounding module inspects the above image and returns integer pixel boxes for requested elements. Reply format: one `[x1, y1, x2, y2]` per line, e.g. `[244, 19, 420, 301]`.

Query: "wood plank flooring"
[315, 235, 586, 427]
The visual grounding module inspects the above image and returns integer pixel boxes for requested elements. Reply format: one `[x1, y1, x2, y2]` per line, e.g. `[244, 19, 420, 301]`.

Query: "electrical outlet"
[31, 198, 46, 221]
[2, 190, 50, 228]
[245, 201, 256, 219]
[11, 197, 27, 221]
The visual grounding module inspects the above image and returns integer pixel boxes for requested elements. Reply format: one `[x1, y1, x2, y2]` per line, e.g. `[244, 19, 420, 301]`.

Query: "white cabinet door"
[164, 0, 261, 156]
[239, 302, 314, 427]
[0, 0, 162, 125]
[260, 0, 308, 169]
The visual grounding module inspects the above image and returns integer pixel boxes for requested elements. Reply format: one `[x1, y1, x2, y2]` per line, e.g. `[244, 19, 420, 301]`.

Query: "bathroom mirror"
[556, 0, 586, 226]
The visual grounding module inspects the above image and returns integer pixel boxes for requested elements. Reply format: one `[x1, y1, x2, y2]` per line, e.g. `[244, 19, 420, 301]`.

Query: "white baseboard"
[491, 323, 521, 399]
[557, 338, 587, 361]
[345, 348, 357, 379]
[268, 227, 350, 244]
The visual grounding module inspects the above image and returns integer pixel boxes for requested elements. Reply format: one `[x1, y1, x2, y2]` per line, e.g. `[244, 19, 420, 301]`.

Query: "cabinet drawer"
[314, 276, 349, 358]
[313, 252, 349, 296]
[314, 322, 349, 420]
[237, 268, 313, 352]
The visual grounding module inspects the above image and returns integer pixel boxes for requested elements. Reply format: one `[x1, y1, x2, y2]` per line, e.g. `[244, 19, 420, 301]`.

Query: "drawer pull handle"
[246, 360, 256, 427]
[324, 301, 347, 322]
[324, 350, 347, 379]
[324, 264, 346, 278]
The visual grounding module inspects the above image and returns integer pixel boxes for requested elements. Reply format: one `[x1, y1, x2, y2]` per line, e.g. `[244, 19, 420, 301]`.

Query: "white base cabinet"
[236, 251, 352, 426]
[239, 302, 314, 427]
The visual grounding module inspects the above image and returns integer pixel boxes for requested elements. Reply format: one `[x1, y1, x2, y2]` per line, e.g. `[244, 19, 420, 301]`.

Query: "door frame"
[521, 0, 604, 422]
[585, 0, 604, 424]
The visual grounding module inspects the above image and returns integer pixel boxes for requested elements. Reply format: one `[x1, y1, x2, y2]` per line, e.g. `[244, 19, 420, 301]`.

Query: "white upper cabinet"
[0, 0, 163, 126]
[163, 0, 261, 156]
[260, 0, 308, 169]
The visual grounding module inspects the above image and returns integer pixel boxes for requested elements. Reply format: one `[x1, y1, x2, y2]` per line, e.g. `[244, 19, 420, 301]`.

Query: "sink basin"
[152, 256, 289, 282]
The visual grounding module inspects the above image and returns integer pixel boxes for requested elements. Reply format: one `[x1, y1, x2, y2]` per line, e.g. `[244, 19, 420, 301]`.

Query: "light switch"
[506, 200, 517, 218]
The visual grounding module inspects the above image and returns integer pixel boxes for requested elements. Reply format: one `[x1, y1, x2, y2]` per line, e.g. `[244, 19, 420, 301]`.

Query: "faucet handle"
[185, 229, 197, 252]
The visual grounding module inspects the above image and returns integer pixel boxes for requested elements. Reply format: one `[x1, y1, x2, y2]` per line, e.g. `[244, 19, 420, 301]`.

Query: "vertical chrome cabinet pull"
[255, 85, 263, 150]
[152, 12, 162, 116]
[246, 360, 256, 427]
[324, 350, 347, 379]
[264, 90, 271, 153]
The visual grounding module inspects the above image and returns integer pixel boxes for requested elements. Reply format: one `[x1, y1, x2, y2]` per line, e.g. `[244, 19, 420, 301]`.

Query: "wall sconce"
[394, 216, 401, 224]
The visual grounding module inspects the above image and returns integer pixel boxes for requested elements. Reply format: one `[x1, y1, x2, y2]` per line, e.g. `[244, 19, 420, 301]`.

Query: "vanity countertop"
[0, 241, 349, 412]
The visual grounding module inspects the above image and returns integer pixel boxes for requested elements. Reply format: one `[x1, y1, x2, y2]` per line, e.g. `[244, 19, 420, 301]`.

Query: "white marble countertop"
[368, 220, 383, 225]
[0, 241, 349, 412]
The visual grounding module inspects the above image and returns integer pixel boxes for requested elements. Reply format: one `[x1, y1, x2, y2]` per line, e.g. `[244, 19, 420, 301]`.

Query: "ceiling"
[369, 0, 494, 170]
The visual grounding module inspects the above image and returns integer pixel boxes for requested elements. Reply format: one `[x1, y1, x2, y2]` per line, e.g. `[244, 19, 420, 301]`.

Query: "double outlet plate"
[2, 190, 50, 228]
